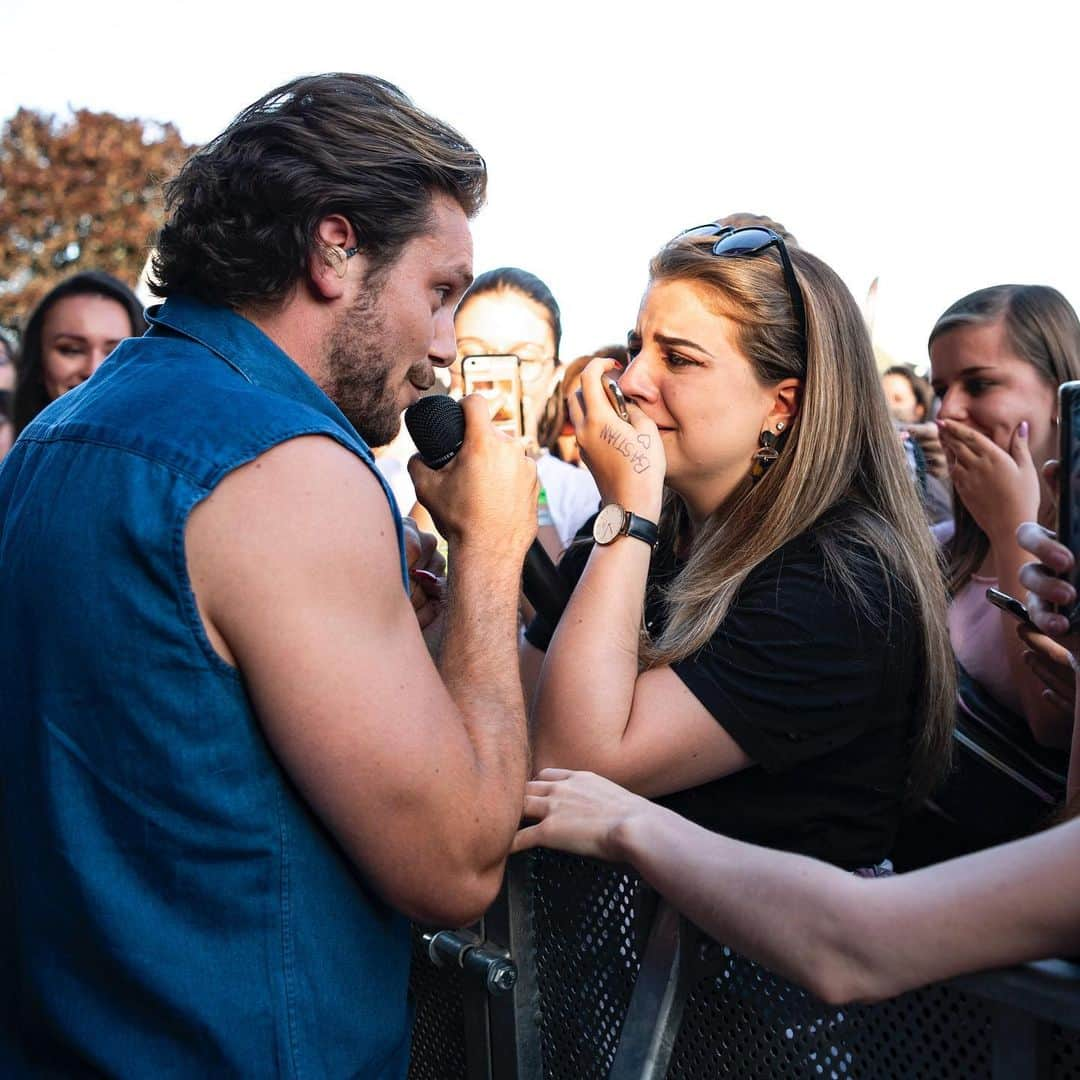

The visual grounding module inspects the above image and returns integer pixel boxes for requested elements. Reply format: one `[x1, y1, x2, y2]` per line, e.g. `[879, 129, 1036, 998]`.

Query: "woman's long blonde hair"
[640, 235, 955, 803]
[928, 285, 1080, 594]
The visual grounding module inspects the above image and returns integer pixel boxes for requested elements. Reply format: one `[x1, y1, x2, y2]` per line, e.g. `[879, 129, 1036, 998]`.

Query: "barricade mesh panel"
[1054, 1022, 1080, 1080]
[531, 851, 656, 1080]
[404, 858, 1080, 1080]
[408, 927, 469, 1080]
[667, 946, 994, 1079]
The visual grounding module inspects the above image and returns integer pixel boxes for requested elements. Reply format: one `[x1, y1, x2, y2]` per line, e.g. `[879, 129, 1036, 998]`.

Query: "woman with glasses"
[523, 226, 955, 871]
[453, 267, 599, 555]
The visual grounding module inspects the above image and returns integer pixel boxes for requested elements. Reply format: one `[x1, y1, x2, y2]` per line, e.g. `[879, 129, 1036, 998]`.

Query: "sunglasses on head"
[679, 224, 808, 357]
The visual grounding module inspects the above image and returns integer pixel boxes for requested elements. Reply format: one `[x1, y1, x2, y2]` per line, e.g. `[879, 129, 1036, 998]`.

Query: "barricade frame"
[409, 851, 1080, 1080]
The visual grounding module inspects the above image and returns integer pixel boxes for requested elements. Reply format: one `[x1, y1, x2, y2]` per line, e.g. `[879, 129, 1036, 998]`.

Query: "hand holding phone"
[602, 376, 631, 423]
[986, 586, 1035, 629]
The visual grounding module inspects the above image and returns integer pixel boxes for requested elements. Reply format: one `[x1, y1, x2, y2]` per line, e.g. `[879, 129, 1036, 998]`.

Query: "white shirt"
[536, 452, 601, 551]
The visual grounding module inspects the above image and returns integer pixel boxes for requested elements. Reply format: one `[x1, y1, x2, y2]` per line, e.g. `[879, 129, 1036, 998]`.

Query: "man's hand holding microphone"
[408, 394, 538, 560]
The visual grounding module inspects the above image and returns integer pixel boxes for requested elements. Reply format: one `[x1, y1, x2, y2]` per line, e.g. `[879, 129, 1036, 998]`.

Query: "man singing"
[0, 74, 537, 1076]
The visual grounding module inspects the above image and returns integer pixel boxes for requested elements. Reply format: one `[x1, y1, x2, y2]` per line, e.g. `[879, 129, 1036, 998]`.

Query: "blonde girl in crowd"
[523, 224, 954, 871]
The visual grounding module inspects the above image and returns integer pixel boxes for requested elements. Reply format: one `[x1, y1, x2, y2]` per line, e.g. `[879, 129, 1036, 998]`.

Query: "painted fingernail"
[1019, 420, 1029, 439]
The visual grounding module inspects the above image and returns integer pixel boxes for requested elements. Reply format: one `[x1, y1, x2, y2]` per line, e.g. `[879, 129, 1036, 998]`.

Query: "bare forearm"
[532, 543, 649, 767]
[612, 804, 868, 1002]
[440, 543, 530, 821]
[615, 804, 1080, 1003]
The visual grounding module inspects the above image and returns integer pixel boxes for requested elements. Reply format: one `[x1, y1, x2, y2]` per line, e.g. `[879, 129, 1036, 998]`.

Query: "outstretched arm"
[514, 769, 1080, 1004]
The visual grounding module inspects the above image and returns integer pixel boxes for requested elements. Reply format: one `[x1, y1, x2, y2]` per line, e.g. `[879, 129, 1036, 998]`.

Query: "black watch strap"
[625, 511, 659, 547]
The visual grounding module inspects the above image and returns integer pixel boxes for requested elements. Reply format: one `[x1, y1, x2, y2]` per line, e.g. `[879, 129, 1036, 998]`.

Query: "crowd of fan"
[2, 216, 1079, 999]
[3, 240, 1079, 863]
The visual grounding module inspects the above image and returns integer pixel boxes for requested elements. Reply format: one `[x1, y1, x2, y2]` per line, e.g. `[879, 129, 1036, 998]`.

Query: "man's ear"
[766, 378, 802, 431]
[308, 214, 360, 300]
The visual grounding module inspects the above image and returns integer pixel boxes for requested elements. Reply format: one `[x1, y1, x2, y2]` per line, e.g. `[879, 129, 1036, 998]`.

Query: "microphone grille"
[404, 394, 465, 470]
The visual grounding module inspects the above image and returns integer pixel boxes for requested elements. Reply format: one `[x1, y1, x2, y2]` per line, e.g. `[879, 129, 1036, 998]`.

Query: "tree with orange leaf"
[0, 107, 193, 330]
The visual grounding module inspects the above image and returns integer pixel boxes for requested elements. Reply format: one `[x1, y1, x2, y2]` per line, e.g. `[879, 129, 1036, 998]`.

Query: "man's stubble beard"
[323, 285, 427, 449]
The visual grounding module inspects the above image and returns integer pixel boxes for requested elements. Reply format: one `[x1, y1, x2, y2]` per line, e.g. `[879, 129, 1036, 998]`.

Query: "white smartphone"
[462, 354, 524, 439]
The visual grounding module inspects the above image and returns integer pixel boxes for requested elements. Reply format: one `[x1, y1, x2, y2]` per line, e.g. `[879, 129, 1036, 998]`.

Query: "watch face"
[593, 503, 626, 545]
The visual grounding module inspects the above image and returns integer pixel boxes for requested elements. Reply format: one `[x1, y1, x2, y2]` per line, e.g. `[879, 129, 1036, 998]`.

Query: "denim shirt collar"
[147, 295, 409, 591]
[146, 295, 369, 452]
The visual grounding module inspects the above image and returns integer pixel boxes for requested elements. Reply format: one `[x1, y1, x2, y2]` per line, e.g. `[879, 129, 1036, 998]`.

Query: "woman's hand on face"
[570, 357, 665, 519]
[511, 768, 652, 861]
[938, 418, 1041, 546]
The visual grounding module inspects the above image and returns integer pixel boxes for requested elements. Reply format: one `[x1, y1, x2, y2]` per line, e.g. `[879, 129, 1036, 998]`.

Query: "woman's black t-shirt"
[525, 513, 919, 870]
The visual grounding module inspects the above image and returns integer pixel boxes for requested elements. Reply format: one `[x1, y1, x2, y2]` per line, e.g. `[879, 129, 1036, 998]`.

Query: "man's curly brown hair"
[151, 73, 486, 310]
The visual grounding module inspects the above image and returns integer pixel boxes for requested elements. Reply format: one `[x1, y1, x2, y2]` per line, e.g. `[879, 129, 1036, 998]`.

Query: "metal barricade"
[408, 850, 1080, 1080]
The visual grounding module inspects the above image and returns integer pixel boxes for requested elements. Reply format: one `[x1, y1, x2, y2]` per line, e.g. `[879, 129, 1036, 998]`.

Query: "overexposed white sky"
[3, 0, 1078, 371]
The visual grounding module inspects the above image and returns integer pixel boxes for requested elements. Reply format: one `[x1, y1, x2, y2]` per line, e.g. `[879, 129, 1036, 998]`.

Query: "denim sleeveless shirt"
[0, 297, 413, 1077]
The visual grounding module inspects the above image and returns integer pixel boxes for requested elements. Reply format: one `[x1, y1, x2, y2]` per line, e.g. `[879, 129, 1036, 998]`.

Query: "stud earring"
[751, 429, 781, 480]
[776, 421, 786, 431]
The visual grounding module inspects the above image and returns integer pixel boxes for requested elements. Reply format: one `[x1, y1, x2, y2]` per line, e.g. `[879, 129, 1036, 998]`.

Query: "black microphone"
[405, 395, 571, 626]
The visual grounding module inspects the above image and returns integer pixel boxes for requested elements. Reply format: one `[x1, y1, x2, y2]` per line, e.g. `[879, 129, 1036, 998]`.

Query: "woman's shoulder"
[745, 506, 911, 619]
[746, 508, 850, 577]
[688, 510, 916, 707]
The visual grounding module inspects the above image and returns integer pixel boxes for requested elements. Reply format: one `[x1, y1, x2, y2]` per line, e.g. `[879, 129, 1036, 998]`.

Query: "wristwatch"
[592, 503, 659, 548]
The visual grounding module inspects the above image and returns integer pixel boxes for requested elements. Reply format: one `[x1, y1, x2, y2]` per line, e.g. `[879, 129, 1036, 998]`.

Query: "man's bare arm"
[187, 427, 536, 926]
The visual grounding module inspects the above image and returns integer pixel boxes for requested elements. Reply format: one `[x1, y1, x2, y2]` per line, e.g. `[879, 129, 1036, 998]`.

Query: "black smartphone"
[985, 586, 1035, 629]
[1057, 381, 1080, 627]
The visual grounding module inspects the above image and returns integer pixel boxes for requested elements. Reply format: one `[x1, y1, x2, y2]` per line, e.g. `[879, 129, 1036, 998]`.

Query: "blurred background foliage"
[0, 107, 194, 330]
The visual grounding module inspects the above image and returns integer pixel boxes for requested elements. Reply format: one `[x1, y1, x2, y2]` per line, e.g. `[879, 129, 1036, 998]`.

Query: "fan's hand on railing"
[513, 768, 653, 862]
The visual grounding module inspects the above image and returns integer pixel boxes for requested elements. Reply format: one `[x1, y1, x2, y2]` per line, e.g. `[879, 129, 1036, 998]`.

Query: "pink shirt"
[934, 520, 1024, 715]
